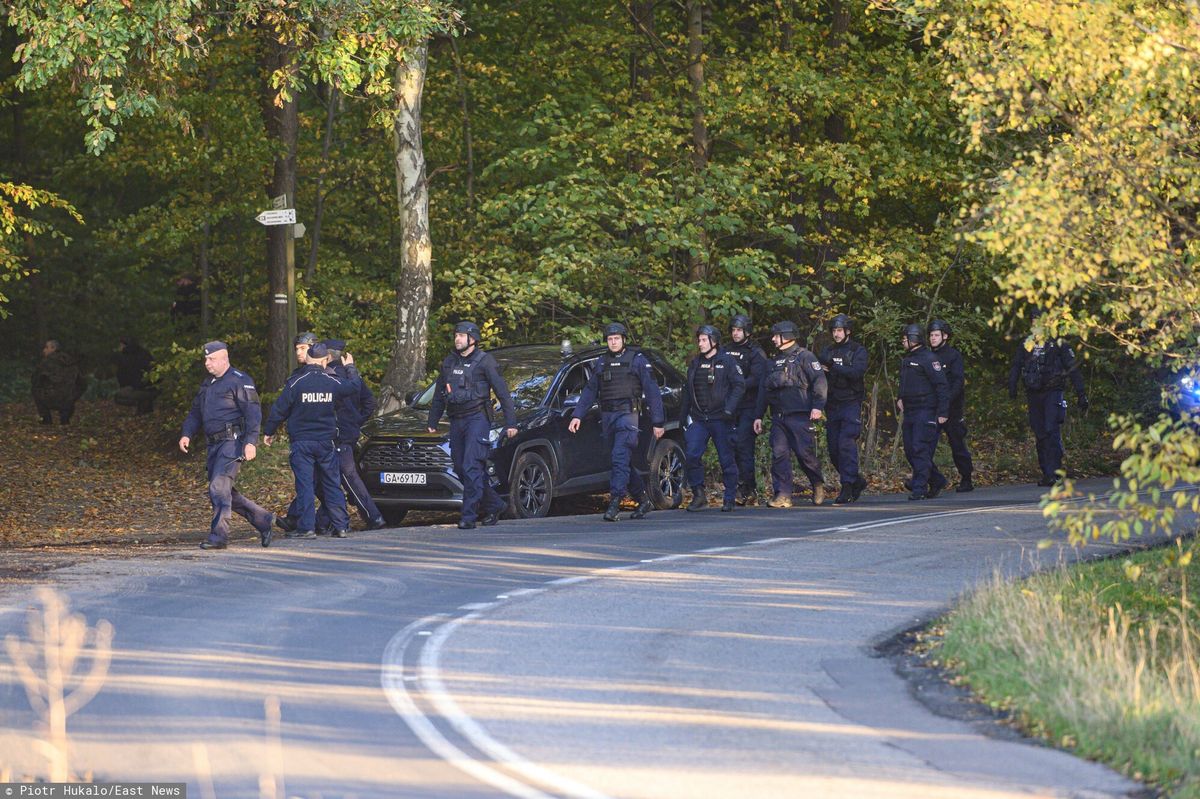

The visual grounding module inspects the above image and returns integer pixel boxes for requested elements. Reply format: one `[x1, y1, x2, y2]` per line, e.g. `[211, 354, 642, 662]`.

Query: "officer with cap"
[928, 319, 974, 492]
[722, 314, 767, 504]
[263, 342, 363, 538]
[1008, 315, 1089, 486]
[427, 322, 518, 530]
[568, 322, 665, 521]
[679, 324, 745, 512]
[819, 313, 869, 504]
[274, 330, 324, 534]
[179, 341, 275, 550]
[314, 339, 387, 531]
[754, 321, 828, 507]
[898, 324, 950, 500]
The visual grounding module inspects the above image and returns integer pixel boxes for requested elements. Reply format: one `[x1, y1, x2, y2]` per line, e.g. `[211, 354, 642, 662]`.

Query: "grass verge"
[935, 543, 1200, 797]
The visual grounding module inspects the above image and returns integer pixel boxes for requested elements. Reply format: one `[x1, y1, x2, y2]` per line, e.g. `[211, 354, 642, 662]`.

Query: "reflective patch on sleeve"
[932, 362, 942, 371]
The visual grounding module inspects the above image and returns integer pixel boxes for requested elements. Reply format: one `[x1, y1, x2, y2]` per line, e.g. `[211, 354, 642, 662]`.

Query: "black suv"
[357, 344, 687, 522]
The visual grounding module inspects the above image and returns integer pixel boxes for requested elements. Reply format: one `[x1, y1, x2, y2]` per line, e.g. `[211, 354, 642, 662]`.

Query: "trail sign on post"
[258, 200, 299, 351]
[255, 208, 296, 226]
[293, 222, 306, 239]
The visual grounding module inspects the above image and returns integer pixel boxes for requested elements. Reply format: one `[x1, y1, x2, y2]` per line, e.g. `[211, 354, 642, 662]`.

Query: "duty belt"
[207, 424, 242, 445]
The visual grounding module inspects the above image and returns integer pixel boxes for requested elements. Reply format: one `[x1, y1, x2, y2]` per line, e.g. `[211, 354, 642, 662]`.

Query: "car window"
[555, 362, 594, 405]
[408, 360, 556, 411]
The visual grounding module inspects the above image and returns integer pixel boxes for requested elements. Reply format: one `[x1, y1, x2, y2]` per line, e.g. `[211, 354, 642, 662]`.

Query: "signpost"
[258, 196, 298, 352]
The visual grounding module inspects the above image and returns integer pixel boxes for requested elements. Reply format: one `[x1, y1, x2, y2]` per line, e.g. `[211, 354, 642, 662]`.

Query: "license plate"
[381, 472, 427, 485]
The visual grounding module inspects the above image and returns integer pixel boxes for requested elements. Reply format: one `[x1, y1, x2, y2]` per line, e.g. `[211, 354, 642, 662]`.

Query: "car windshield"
[410, 358, 556, 412]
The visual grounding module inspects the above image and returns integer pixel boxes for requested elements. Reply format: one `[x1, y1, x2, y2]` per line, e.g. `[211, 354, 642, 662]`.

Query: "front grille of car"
[361, 442, 453, 472]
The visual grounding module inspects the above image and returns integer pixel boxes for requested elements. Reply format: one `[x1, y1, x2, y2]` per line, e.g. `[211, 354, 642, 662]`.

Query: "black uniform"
[818, 339, 868, 493]
[679, 350, 746, 504]
[755, 343, 828, 498]
[930, 341, 973, 486]
[899, 346, 950, 497]
[722, 338, 767, 494]
[1008, 341, 1087, 484]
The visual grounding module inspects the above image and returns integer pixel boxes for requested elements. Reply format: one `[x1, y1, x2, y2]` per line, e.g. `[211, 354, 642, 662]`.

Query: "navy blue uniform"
[679, 350, 745, 503]
[722, 339, 767, 493]
[575, 349, 666, 501]
[264, 364, 363, 534]
[818, 339, 869, 492]
[428, 348, 518, 524]
[181, 366, 273, 545]
[1009, 341, 1087, 482]
[316, 361, 383, 530]
[931, 342, 973, 483]
[899, 347, 950, 496]
[755, 344, 828, 497]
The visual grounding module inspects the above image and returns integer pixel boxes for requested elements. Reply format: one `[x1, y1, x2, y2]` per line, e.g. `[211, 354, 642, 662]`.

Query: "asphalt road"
[0, 482, 1164, 798]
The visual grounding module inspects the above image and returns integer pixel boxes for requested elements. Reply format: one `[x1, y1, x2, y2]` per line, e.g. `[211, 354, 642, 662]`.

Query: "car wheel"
[509, 451, 555, 518]
[647, 438, 685, 510]
[380, 507, 409, 525]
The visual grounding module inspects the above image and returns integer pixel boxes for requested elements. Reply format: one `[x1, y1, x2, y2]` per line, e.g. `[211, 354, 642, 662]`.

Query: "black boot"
[955, 477, 974, 493]
[630, 495, 654, 519]
[603, 498, 622, 522]
[687, 488, 707, 512]
[851, 478, 868, 501]
[721, 498, 734, 512]
[831, 486, 853, 505]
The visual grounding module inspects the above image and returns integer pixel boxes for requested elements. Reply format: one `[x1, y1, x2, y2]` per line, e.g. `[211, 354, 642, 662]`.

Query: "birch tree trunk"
[379, 42, 432, 415]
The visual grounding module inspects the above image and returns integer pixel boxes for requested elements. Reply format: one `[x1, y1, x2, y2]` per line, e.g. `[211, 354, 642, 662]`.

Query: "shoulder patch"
[932, 362, 942, 371]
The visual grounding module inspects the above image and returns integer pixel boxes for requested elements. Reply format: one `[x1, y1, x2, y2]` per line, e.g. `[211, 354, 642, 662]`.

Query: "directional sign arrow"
[255, 208, 296, 226]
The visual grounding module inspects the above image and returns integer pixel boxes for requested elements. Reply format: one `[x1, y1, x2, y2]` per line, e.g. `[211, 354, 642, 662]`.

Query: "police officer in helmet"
[754, 321, 828, 507]
[897, 324, 950, 500]
[427, 322, 518, 529]
[722, 314, 767, 504]
[928, 319, 975, 492]
[680, 324, 746, 512]
[818, 313, 869, 504]
[568, 322, 665, 521]
[1008, 311, 1089, 486]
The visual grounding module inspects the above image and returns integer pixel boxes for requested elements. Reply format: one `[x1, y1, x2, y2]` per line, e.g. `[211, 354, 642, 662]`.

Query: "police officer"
[275, 331, 323, 535]
[426, 322, 518, 530]
[679, 325, 745, 512]
[819, 314, 869, 504]
[178, 341, 275, 550]
[568, 322, 665, 522]
[263, 342, 363, 538]
[898, 324, 950, 500]
[754, 321, 827, 507]
[1008, 321, 1089, 486]
[316, 339, 387, 532]
[928, 319, 974, 492]
[722, 314, 767, 504]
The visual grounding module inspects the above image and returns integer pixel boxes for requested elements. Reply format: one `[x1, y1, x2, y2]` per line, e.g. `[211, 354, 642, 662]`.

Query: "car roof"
[487, 343, 679, 372]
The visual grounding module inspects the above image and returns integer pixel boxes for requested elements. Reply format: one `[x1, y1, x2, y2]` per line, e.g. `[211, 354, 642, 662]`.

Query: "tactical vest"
[725, 343, 760, 397]
[598, 349, 641, 409]
[765, 350, 807, 392]
[445, 353, 490, 416]
[691, 356, 720, 413]
[1022, 346, 1063, 392]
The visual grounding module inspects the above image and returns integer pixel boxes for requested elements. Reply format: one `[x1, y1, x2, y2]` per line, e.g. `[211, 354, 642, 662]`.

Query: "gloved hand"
[1078, 394, 1090, 412]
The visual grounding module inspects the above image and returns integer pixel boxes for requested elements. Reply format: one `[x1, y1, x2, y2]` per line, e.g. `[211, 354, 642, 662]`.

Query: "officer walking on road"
[426, 322, 518, 530]
[680, 325, 745, 512]
[928, 319, 974, 492]
[178, 341, 275, 550]
[317, 339, 387, 532]
[276, 331, 323, 534]
[568, 322, 665, 522]
[754, 321, 828, 507]
[722, 314, 767, 504]
[1008, 318, 1089, 486]
[898, 324, 950, 501]
[263, 342, 363, 539]
[819, 314, 869, 504]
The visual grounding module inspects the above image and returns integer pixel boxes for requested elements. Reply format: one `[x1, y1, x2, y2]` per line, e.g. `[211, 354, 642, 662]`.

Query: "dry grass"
[938, 546, 1200, 797]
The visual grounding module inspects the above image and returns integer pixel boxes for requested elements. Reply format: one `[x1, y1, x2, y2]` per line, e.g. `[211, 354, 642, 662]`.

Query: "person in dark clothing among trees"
[114, 336, 157, 414]
[33, 339, 84, 425]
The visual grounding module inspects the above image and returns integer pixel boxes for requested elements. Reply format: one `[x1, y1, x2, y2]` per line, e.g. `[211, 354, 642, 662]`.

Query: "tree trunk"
[259, 32, 299, 391]
[307, 82, 340, 280]
[379, 42, 433, 415]
[686, 0, 710, 288]
[447, 36, 475, 219]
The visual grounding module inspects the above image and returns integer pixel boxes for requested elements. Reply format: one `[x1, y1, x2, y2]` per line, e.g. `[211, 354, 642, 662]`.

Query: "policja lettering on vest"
[818, 314, 870, 504]
[722, 313, 768, 504]
[427, 322, 518, 530]
[263, 342, 364, 538]
[178, 341, 276, 550]
[928, 319, 974, 492]
[568, 322, 665, 522]
[679, 325, 745, 512]
[897, 324, 950, 501]
[754, 321, 828, 507]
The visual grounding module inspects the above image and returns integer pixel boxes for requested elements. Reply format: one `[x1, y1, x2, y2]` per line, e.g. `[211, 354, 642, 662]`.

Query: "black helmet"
[770, 321, 800, 339]
[454, 321, 482, 344]
[902, 323, 924, 345]
[696, 324, 721, 346]
[730, 314, 752, 333]
[603, 322, 628, 339]
[829, 313, 852, 332]
[295, 331, 318, 347]
[928, 319, 952, 337]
